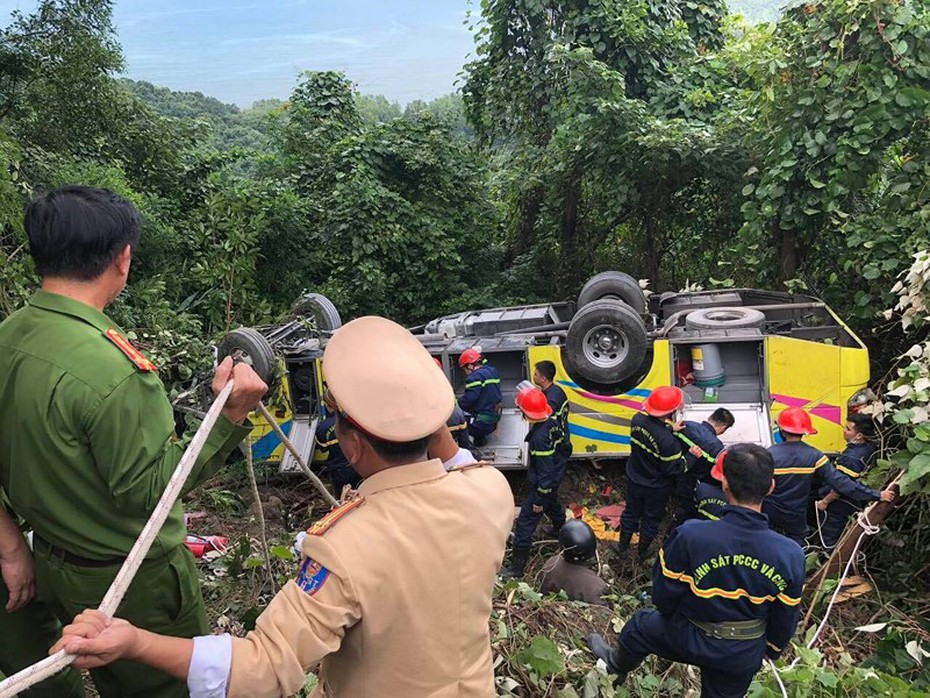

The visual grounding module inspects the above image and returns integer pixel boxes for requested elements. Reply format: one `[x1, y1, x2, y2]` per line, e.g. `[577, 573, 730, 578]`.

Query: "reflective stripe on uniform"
[531, 448, 556, 457]
[631, 437, 661, 460]
[465, 378, 501, 388]
[835, 463, 861, 478]
[773, 466, 818, 475]
[674, 432, 715, 463]
[659, 549, 802, 607]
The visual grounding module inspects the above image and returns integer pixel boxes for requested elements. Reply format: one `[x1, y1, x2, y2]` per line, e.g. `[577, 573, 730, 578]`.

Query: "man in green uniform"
[0, 185, 268, 697]
[0, 501, 83, 696]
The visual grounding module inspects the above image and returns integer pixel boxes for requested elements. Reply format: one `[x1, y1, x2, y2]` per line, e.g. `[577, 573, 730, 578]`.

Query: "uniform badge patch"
[104, 327, 157, 372]
[296, 558, 330, 596]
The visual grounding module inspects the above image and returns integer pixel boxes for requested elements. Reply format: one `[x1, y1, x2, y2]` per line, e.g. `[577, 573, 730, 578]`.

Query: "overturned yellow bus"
[220, 276, 869, 470]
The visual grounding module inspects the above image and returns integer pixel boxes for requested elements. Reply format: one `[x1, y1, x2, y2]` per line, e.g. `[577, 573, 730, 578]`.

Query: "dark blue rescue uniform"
[621, 413, 686, 550]
[813, 441, 877, 549]
[314, 415, 362, 498]
[513, 416, 566, 550]
[695, 482, 728, 521]
[764, 441, 880, 545]
[617, 506, 805, 698]
[544, 382, 572, 464]
[447, 403, 474, 452]
[674, 420, 724, 524]
[459, 362, 503, 445]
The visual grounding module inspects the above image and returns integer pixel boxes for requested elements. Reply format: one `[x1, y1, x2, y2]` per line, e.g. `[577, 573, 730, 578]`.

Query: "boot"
[636, 536, 655, 564]
[499, 546, 530, 579]
[613, 531, 633, 563]
[585, 633, 642, 684]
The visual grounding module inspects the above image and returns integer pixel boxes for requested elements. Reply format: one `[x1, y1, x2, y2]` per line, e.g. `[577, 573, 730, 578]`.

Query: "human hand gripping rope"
[0, 382, 237, 698]
[764, 477, 897, 698]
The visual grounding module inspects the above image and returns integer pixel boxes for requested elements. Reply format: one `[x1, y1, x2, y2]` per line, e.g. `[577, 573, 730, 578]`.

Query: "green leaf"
[270, 545, 296, 560]
[516, 636, 564, 677]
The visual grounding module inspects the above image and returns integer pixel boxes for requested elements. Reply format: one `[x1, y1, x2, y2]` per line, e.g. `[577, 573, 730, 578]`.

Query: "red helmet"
[458, 347, 482, 368]
[777, 407, 817, 435]
[711, 449, 727, 481]
[642, 386, 684, 417]
[516, 387, 553, 421]
[433, 357, 442, 369]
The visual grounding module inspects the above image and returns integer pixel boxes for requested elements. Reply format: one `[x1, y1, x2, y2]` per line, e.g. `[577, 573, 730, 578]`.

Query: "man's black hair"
[336, 413, 430, 464]
[26, 185, 141, 281]
[535, 360, 557, 382]
[722, 443, 774, 505]
[847, 413, 877, 441]
[709, 408, 735, 429]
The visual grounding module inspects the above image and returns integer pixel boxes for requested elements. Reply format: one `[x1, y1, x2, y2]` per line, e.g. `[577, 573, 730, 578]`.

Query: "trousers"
[620, 481, 672, 541]
[513, 489, 566, 549]
[35, 542, 209, 697]
[619, 609, 765, 698]
[0, 580, 84, 697]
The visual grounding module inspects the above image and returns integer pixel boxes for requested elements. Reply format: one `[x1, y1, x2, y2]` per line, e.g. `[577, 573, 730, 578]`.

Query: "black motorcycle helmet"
[559, 520, 596, 564]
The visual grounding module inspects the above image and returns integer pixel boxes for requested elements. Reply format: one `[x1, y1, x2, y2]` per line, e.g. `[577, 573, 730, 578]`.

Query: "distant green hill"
[120, 79, 280, 151]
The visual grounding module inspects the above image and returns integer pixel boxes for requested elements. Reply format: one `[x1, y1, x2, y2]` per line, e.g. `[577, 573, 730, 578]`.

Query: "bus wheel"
[577, 271, 646, 314]
[565, 299, 647, 385]
[217, 327, 276, 384]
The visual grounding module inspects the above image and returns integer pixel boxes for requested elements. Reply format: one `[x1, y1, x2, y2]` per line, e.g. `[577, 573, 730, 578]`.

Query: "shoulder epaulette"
[104, 328, 157, 372]
[448, 460, 492, 473]
[306, 496, 365, 536]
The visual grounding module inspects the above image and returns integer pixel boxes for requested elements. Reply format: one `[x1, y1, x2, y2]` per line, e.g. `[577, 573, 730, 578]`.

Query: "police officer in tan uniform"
[55, 316, 516, 698]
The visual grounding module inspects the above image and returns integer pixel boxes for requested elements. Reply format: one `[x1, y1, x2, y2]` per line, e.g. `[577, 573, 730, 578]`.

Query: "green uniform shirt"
[0, 290, 249, 560]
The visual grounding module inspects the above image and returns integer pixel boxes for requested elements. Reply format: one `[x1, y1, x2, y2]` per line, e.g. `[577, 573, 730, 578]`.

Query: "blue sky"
[0, 1, 775, 108]
[0, 0, 476, 107]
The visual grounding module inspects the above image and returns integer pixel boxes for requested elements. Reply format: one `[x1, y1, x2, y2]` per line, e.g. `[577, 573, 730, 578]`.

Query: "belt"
[34, 535, 126, 568]
[688, 617, 766, 641]
[475, 411, 501, 424]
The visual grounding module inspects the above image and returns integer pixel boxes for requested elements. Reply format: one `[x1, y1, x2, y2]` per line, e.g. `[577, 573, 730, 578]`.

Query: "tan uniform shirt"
[228, 459, 514, 697]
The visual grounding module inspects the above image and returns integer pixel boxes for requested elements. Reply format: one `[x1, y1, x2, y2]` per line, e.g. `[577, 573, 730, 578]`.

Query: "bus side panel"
[247, 371, 293, 462]
[766, 336, 867, 453]
[528, 341, 674, 458]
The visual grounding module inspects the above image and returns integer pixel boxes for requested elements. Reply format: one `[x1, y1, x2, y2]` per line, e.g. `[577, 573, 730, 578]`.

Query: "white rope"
[764, 504, 884, 697]
[766, 658, 789, 698]
[805, 507, 880, 652]
[0, 381, 235, 698]
[255, 402, 339, 508]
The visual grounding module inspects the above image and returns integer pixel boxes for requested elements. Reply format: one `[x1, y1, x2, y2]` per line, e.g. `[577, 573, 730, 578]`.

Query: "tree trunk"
[557, 176, 581, 297]
[778, 227, 799, 288]
[511, 185, 543, 260]
[804, 484, 900, 606]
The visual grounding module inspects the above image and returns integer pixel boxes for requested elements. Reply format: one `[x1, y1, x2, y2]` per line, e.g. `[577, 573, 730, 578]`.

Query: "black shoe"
[585, 633, 626, 683]
[586, 633, 640, 684]
[499, 547, 530, 579]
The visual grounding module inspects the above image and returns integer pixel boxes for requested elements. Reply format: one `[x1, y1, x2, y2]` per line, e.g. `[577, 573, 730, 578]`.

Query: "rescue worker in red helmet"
[500, 386, 564, 579]
[457, 348, 503, 447]
[764, 407, 895, 545]
[616, 386, 687, 564]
